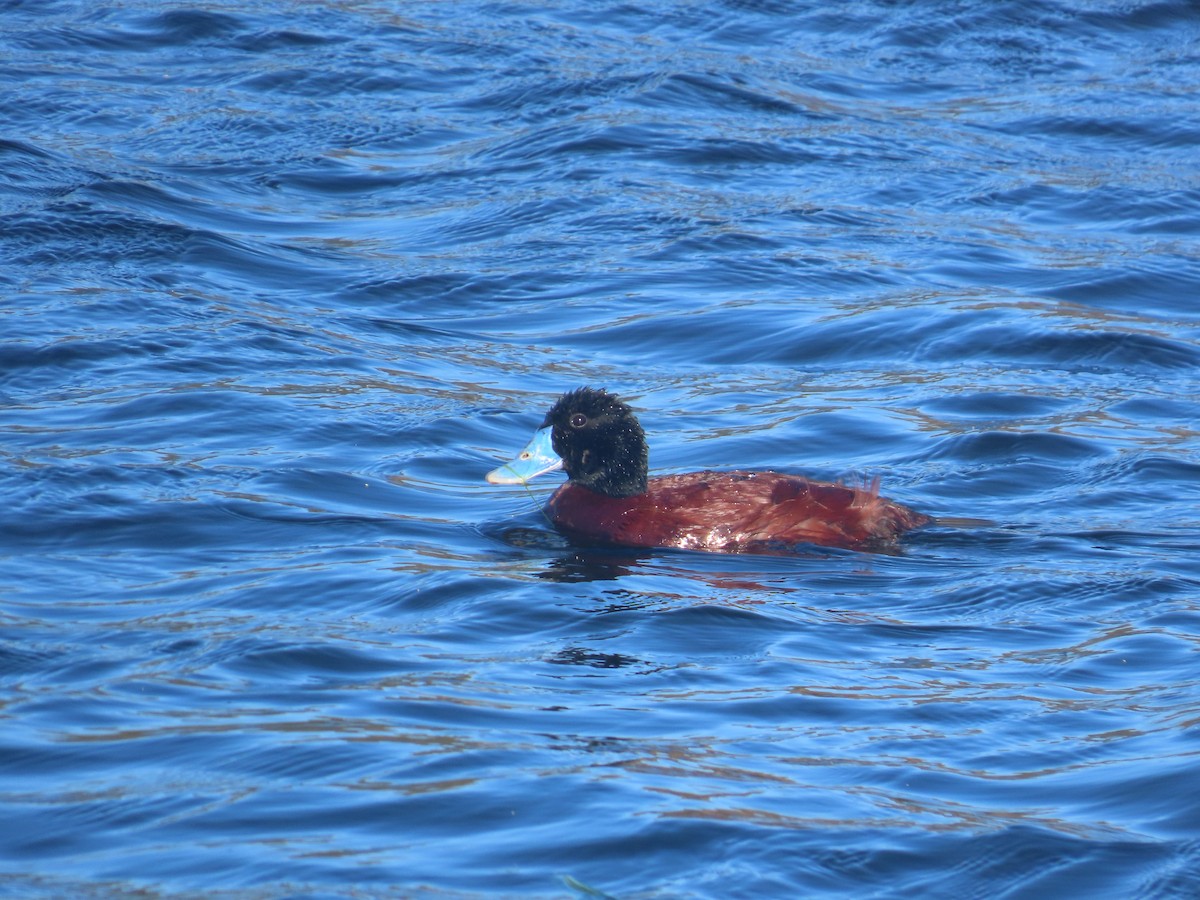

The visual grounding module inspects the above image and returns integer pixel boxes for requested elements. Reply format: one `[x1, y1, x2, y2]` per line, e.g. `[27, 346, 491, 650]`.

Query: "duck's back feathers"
[547, 470, 930, 553]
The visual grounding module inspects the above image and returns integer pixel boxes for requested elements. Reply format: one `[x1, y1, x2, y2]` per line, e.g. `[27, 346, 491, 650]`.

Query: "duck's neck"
[571, 453, 648, 498]
[563, 431, 648, 498]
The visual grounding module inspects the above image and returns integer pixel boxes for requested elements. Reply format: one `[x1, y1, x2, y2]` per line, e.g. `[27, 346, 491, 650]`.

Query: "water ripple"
[2, 0, 1199, 897]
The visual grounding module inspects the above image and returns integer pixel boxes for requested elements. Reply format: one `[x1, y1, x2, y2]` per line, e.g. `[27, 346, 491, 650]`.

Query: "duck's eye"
[569, 413, 588, 429]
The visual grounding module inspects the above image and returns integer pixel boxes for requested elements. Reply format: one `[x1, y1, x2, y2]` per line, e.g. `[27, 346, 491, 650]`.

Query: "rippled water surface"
[3, 1, 1200, 896]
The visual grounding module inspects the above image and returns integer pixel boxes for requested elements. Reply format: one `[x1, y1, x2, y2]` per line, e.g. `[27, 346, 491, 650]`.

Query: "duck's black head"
[486, 387, 648, 497]
[543, 387, 648, 497]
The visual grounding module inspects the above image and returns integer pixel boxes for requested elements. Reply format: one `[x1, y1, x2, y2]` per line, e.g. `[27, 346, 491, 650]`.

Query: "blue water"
[3, 1, 1200, 896]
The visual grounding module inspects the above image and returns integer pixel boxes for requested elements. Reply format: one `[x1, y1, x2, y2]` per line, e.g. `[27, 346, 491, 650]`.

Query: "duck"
[486, 387, 931, 554]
